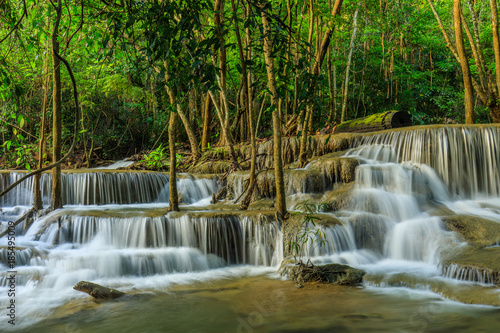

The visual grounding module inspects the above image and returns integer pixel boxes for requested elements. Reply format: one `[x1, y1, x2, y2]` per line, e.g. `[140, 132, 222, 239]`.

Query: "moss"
[346, 111, 391, 128]
[290, 263, 365, 286]
[441, 246, 500, 286]
[441, 215, 500, 248]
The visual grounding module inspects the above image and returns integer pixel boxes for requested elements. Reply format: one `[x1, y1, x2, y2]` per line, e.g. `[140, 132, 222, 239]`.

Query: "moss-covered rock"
[441, 246, 500, 285]
[441, 215, 500, 248]
[73, 281, 125, 300]
[290, 263, 365, 286]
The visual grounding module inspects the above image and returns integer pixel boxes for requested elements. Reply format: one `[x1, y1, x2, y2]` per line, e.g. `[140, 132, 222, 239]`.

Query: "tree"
[259, 0, 287, 219]
[454, 0, 475, 124]
[51, 0, 63, 210]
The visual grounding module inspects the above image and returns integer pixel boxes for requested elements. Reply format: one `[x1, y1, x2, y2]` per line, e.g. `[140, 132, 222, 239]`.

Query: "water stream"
[1, 125, 499, 331]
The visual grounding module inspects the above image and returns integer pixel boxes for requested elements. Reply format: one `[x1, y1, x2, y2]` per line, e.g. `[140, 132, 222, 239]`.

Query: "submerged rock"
[290, 262, 365, 286]
[73, 281, 125, 300]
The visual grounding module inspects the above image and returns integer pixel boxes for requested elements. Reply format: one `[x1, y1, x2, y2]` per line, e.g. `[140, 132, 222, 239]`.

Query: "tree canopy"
[1, 0, 499, 173]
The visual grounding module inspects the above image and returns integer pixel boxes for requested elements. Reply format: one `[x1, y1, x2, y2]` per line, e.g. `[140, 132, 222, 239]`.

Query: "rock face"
[290, 263, 365, 286]
[441, 215, 500, 248]
[440, 215, 500, 285]
[73, 281, 125, 300]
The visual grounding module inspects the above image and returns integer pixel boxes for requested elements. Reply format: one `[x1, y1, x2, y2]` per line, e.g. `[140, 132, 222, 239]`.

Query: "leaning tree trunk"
[164, 66, 180, 212]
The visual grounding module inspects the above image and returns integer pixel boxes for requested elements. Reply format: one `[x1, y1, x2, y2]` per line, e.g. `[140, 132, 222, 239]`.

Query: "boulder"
[73, 281, 125, 300]
[290, 262, 365, 286]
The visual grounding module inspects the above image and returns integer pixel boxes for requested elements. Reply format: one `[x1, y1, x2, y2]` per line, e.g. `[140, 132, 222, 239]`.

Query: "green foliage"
[0, 0, 498, 170]
[140, 144, 182, 170]
[288, 201, 329, 262]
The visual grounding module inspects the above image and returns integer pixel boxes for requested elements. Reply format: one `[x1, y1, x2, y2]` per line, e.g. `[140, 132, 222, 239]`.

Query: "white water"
[1, 126, 500, 330]
[295, 127, 500, 291]
[0, 172, 218, 206]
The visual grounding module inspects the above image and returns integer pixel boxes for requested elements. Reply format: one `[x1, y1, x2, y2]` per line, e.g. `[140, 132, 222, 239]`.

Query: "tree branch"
[0, 0, 27, 45]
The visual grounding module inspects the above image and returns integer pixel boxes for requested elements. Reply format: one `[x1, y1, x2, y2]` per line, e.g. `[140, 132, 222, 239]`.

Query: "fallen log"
[73, 281, 125, 300]
[334, 110, 412, 134]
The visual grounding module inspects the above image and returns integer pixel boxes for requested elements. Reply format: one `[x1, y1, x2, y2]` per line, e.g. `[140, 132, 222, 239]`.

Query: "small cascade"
[5, 211, 282, 292]
[442, 264, 497, 285]
[351, 126, 500, 198]
[296, 136, 463, 285]
[0, 172, 218, 206]
[384, 216, 450, 264]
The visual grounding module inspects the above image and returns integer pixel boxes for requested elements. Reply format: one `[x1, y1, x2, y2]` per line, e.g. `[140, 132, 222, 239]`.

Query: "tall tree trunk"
[454, 0, 475, 124]
[51, 0, 63, 210]
[260, 1, 287, 219]
[341, 9, 359, 122]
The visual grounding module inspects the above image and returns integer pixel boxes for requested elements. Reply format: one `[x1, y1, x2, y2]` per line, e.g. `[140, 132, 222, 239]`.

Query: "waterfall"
[350, 126, 500, 198]
[1, 125, 499, 331]
[0, 172, 218, 206]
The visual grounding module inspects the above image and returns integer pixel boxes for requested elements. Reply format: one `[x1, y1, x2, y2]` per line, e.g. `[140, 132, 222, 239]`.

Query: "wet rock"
[441, 215, 500, 248]
[73, 281, 125, 300]
[441, 246, 500, 285]
[290, 262, 365, 286]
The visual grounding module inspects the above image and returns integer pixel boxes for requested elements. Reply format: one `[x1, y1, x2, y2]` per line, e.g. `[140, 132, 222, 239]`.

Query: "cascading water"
[0, 125, 499, 331]
[0, 172, 218, 206]
[297, 126, 500, 291]
[0, 171, 282, 330]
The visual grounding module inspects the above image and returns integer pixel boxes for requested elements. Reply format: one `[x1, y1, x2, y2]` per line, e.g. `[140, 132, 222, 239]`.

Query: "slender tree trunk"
[460, 12, 487, 91]
[341, 9, 359, 122]
[175, 104, 200, 164]
[168, 111, 179, 212]
[232, 0, 257, 209]
[427, 0, 489, 104]
[208, 87, 239, 168]
[298, 0, 344, 167]
[34, 41, 51, 210]
[260, 1, 287, 219]
[201, 92, 212, 150]
[161, 63, 200, 164]
[51, 0, 63, 210]
[491, 0, 500, 101]
[454, 0, 475, 124]
[164, 68, 180, 212]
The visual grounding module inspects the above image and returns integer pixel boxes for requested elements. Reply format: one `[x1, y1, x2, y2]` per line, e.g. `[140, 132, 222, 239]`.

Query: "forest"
[1, 0, 500, 212]
[2, 2, 500, 330]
